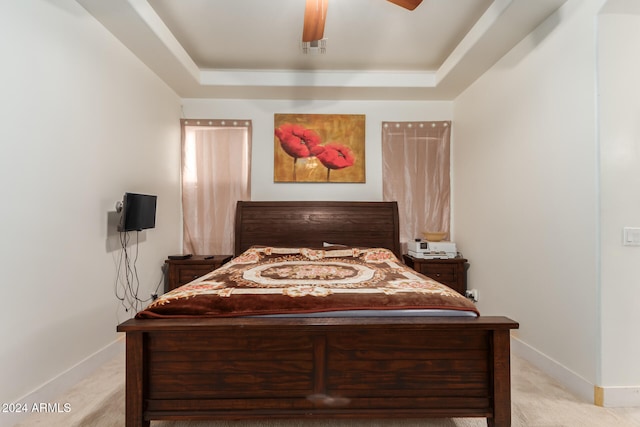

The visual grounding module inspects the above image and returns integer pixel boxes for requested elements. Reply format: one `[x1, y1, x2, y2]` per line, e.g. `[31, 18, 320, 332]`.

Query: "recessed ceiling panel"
[148, 0, 493, 71]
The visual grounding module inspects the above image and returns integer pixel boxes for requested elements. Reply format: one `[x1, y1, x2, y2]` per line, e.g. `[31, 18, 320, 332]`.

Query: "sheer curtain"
[181, 119, 252, 255]
[382, 121, 451, 250]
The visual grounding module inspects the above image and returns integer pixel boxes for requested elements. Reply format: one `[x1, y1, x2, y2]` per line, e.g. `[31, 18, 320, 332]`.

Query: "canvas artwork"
[274, 113, 365, 183]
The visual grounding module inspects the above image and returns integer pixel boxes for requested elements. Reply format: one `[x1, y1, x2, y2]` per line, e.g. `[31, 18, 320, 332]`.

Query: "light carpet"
[14, 354, 640, 427]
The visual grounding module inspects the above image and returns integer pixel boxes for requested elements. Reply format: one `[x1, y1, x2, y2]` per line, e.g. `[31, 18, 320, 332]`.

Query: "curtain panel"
[181, 119, 252, 255]
[382, 121, 451, 250]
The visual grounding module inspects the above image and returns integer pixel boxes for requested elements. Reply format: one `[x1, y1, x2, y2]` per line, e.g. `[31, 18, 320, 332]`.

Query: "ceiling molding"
[77, 0, 568, 100]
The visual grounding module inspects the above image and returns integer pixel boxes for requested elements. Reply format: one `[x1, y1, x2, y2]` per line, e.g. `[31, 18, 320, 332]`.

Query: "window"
[382, 121, 451, 250]
[181, 119, 252, 254]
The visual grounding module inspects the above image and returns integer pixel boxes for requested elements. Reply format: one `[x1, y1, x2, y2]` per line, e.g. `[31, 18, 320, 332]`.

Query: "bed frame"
[117, 201, 518, 427]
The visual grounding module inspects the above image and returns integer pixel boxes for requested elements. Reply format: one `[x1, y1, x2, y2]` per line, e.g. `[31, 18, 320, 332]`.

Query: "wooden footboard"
[117, 316, 518, 427]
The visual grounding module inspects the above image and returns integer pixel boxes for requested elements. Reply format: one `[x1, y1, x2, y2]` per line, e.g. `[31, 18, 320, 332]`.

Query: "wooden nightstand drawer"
[419, 264, 456, 283]
[165, 255, 232, 292]
[402, 254, 468, 296]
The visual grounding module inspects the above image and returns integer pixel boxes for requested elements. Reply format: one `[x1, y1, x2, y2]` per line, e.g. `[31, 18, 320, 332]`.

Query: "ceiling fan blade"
[302, 0, 328, 42]
[387, 0, 423, 10]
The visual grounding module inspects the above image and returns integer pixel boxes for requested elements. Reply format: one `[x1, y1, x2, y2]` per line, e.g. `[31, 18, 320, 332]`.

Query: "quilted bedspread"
[136, 246, 479, 318]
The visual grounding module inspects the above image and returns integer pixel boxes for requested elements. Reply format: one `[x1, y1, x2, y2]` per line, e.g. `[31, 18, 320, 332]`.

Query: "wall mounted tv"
[117, 192, 157, 232]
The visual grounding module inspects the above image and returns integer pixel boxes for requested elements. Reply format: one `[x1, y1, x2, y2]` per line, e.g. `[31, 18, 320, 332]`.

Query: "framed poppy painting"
[274, 113, 365, 183]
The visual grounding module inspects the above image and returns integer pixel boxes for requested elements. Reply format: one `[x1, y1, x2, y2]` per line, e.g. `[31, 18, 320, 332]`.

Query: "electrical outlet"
[465, 289, 478, 303]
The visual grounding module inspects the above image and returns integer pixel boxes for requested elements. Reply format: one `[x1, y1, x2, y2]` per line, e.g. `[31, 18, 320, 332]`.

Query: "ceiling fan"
[302, 0, 423, 42]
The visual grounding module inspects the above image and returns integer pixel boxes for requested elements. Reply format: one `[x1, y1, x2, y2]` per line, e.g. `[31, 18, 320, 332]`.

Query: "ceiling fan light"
[301, 38, 327, 55]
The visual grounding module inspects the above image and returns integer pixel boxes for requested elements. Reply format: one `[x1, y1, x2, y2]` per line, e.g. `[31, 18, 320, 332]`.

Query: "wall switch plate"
[623, 227, 640, 246]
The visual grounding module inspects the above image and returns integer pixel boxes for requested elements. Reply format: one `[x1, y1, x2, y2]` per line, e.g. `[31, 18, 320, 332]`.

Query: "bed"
[117, 201, 518, 427]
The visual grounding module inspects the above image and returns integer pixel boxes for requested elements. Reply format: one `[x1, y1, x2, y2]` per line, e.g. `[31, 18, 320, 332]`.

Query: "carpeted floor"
[14, 353, 640, 427]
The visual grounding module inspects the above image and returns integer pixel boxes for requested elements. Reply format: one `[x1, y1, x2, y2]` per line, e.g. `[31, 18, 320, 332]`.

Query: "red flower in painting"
[312, 143, 356, 182]
[274, 124, 321, 159]
[312, 143, 355, 170]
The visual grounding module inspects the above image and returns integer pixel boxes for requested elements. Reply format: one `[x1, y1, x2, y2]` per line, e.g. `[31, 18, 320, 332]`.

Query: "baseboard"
[511, 335, 594, 404]
[594, 385, 640, 407]
[512, 336, 640, 408]
[2, 336, 124, 427]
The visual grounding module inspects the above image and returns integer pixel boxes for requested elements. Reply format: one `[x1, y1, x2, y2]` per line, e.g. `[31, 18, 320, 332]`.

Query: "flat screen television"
[117, 192, 157, 232]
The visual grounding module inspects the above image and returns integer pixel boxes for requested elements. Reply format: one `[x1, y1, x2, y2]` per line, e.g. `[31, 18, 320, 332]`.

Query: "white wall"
[0, 0, 182, 415]
[182, 99, 452, 201]
[598, 9, 640, 396]
[5, 0, 638, 417]
[453, 0, 603, 400]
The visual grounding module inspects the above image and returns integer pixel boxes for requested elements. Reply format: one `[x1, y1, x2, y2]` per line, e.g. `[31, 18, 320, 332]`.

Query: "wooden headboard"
[234, 201, 401, 258]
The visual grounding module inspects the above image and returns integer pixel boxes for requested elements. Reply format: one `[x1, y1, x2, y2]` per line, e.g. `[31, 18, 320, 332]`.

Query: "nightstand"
[402, 254, 468, 295]
[164, 255, 232, 292]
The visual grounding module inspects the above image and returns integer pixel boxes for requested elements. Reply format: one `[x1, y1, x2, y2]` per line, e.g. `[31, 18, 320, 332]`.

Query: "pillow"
[322, 242, 349, 248]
